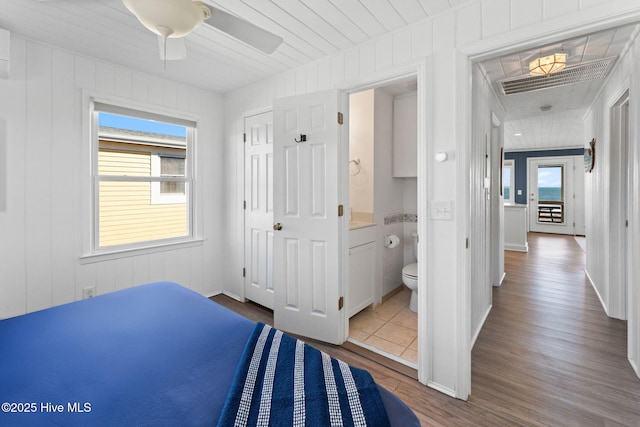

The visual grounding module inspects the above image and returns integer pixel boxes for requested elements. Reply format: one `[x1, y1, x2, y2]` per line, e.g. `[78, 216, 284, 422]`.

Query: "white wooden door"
[528, 157, 574, 235]
[244, 111, 275, 309]
[272, 90, 347, 345]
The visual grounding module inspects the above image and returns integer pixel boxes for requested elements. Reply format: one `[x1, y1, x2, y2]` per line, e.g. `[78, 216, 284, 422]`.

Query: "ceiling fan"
[38, 0, 283, 60]
[122, 0, 283, 60]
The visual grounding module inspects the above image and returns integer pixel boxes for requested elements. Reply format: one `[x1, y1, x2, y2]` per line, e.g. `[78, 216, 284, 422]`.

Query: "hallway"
[470, 232, 640, 425]
[211, 232, 640, 425]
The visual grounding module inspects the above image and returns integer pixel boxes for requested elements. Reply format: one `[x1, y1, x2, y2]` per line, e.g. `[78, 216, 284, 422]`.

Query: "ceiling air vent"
[498, 57, 617, 95]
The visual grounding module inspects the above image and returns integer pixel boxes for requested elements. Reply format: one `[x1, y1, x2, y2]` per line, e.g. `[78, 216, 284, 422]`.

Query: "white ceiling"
[480, 24, 639, 151]
[1, 1, 638, 152]
[0, 0, 473, 95]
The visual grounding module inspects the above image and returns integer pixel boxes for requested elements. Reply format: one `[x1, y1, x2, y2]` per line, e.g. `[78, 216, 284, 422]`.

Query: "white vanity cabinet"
[348, 224, 376, 317]
[392, 92, 417, 177]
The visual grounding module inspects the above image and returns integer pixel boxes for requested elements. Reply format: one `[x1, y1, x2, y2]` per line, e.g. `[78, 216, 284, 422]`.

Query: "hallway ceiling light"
[529, 53, 567, 76]
[498, 57, 616, 95]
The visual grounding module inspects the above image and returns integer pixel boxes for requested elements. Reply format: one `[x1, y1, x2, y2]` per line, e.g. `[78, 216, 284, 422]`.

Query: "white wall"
[584, 28, 639, 317]
[402, 178, 418, 267]
[0, 37, 225, 319]
[373, 88, 406, 297]
[584, 24, 640, 374]
[469, 62, 505, 347]
[222, 0, 640, 398]
[349, 90, 375, 215]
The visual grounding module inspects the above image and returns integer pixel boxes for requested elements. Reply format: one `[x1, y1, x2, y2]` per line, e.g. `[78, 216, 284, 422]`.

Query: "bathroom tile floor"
[348, 287, 418, 364]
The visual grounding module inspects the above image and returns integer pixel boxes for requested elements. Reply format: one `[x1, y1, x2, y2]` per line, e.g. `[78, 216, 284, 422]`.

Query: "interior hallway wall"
[584, 26, 640, 322]
[470, 63, 505, 347]
[0, 36, 224, 319]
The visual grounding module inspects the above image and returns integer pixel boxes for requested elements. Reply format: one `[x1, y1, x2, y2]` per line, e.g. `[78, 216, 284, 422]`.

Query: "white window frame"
[503, 159, 515, 204]
[81, 92, 201, 261]
[151, 151, 187, 205]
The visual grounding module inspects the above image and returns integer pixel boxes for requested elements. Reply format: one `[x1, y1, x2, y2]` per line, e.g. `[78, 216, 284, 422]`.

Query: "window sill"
[80, 238, 204, 264]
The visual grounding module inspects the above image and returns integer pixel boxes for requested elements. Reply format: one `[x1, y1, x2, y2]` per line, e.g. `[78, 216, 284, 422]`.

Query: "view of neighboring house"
[97, 125, 187, 248]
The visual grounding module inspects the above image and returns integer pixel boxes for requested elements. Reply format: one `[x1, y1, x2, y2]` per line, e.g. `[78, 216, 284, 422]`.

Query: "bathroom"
[346, 78, 418, 368]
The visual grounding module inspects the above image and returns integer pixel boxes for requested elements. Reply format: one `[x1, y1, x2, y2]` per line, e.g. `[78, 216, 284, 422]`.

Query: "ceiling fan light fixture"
[123, 0, 211, 39]
[529, 53, 567, 76]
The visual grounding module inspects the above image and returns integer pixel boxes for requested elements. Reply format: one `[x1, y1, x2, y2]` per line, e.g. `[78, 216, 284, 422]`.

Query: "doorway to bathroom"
[345, 76, 419, 370]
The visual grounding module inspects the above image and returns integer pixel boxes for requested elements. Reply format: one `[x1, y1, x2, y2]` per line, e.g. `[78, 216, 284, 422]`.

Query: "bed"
[0, 281, 419, 426]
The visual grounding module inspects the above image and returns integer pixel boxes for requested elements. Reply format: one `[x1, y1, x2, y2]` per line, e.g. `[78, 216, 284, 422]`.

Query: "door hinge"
[338, 204, 344, 217]
[242, 267, 246, 277]
[337, 112, 344, 125]
[243, 200, 247, 210]
[338, 296, 344, 310]
[243, 133, 246, 143]
[466, 238, 469, 249]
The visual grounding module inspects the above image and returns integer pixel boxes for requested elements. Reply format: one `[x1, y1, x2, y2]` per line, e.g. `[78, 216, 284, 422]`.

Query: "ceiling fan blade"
[205, 7, 282, 54]
[158, 36, 188, 60]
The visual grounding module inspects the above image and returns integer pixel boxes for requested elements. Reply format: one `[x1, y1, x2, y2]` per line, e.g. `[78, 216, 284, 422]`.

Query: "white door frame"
[338, 60, 433, 387]
[609, 89, 630, 320]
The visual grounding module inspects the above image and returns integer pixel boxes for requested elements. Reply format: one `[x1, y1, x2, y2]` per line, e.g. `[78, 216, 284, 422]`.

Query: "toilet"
[402, 232, 419, 313]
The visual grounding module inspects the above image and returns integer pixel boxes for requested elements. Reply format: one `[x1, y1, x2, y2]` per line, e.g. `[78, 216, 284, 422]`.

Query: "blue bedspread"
[218, 323, 391, 427]
[0, 282, 418, 426]
[0, 282, 255, 426]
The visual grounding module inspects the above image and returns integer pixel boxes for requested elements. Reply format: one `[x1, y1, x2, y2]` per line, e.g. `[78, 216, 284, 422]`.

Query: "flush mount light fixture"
[529, 53, 567, 76]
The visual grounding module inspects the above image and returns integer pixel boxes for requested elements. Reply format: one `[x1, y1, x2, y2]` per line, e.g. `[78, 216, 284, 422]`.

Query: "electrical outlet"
[82, 286, 96, 299]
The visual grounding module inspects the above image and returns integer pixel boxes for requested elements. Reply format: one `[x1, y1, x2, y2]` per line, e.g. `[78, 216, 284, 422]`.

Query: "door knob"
[273, 223, 283, 231]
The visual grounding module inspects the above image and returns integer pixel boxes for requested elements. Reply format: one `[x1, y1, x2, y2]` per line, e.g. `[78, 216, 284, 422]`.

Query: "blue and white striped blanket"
[217, 323, 391, 427]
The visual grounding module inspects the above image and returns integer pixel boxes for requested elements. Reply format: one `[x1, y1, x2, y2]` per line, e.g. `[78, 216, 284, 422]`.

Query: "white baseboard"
[493, 272, 506, 287]
[585, 268, 609, 316]
[471, 304, 492, 349]
[629, 355, 639, 380]
[221, 290, 245, 302]
[427, 381, 457, 399]
[504, 243, 528, 252]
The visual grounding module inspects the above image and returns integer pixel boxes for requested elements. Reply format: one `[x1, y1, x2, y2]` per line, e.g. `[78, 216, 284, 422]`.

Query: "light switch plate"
[431, 200, 453, 220]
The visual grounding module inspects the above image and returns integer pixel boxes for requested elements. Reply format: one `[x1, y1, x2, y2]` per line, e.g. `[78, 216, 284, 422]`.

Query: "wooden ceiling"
[2, 1, 638, 150]
[1, 0, 472, 94]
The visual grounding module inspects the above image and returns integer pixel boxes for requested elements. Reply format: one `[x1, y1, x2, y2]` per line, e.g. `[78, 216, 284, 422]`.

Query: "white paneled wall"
[470, 62, 504, 348]
[223, 0, 640, 398]
[0, 37, 224, 319]
[584, 22, 640, 381]
[584, 29, 640, 318]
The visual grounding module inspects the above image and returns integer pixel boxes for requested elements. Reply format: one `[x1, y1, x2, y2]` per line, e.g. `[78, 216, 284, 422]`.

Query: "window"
[151, 152, 186, 204]
[503, 159, 514, 204]
[91, 102, 195, 251]
[535, 164, 564, 224]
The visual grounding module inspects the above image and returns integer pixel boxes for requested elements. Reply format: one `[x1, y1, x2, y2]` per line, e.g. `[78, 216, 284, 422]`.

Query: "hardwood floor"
[212, 233, 640, 426]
